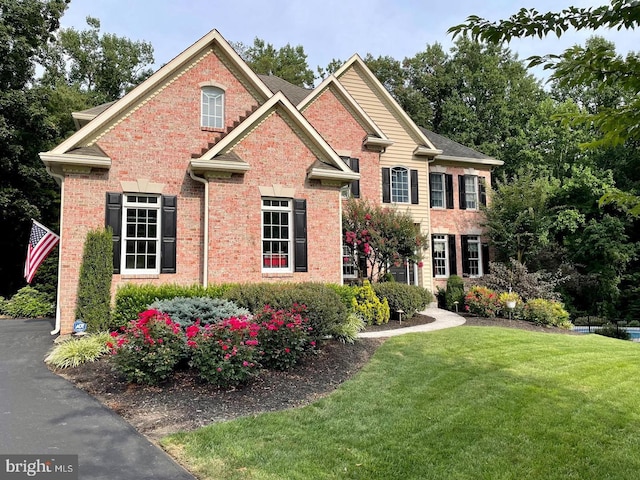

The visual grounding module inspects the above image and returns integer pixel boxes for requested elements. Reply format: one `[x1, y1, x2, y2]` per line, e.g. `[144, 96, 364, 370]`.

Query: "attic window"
[201, 86, 224, 129]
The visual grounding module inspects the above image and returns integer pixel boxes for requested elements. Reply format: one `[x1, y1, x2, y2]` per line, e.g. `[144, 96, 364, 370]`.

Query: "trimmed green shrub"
[149, 297, 250, 327]
[109, 309, 185, 385]
[352, 280, 390, 325]
[595, 323, 631, 341]
[75, 228, 113, 332]
[112, 283, 232, 328]
[373, 283, 433, 319]
[524, 298, 572, 329]
[328, 284, 358, 312]
[224, 283, 347, 340]
[464, 286, 501, 318]
[45, 332, 112, 368]
[4, 286, 54, 318]
[332, 312, 366, 344]
[445, 275, 465, 311]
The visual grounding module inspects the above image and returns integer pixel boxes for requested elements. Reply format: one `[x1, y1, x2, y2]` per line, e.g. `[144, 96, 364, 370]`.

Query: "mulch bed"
[53, 313, 577, 442]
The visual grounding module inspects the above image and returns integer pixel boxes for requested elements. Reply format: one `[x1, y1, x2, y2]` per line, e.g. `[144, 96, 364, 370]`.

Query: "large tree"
[0, 0, 69, 296]
[449, 0, 640, 215]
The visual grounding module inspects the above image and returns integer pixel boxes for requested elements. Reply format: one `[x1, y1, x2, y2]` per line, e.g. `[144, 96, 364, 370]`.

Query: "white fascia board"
[434, 155, 504, 166]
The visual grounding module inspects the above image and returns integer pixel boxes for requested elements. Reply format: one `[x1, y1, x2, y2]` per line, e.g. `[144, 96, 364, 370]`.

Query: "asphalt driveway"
[0, 318, 194, 479]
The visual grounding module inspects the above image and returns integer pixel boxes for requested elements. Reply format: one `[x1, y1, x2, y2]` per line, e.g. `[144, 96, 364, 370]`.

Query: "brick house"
[40, 30, 501, 335]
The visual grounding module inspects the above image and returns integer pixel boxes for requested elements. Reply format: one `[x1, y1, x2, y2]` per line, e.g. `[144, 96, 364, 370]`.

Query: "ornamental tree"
[342, 199, 428, 282]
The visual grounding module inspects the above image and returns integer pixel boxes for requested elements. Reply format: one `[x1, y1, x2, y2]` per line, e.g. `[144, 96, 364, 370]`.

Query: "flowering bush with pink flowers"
[107, 309, 184, 385]
[464, 286, 501, 318]
[254, 304, 314, 371]
[186, 316, 261, 387]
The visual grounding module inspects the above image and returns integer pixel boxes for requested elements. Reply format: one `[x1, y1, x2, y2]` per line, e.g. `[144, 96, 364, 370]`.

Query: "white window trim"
[430, 172, 445, 209]
[121, 194, 161, 275]
[467, 235, 482, 277]
[201, 86, 224, 129]
[465, 175, 479, 211]
[261, 198, 293, 273]
[342, 245, 358, 279]
[391, 166, 410, 204]
[433, 234, 448, 278]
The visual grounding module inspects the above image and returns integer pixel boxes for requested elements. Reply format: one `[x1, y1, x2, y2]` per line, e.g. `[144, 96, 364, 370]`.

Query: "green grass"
[162, 328, 640, 479]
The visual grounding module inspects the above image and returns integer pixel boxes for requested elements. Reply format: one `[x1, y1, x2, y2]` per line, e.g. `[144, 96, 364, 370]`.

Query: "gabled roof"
[334, 54, 442, 157]
[47, 29, 274, 156]
[257, 74, 312, 105]
[298, 74, 393, 150]
[191, 91, 359, 184]
[72, 101, 116, 129]
[420, 127, 504, 166]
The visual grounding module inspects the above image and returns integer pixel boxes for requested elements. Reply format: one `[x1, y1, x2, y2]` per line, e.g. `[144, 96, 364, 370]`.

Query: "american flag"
[24, 220, 59, 284]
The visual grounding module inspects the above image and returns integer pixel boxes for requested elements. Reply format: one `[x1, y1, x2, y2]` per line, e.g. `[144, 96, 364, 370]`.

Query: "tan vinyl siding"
[338, 65, 433, 289]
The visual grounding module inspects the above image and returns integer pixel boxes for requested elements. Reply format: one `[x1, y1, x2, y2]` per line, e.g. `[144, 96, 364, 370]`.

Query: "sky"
[58, 0, 638, 83]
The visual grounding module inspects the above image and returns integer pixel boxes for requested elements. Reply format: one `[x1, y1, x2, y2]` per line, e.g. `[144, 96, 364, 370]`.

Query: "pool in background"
[573, 326, 640, 341]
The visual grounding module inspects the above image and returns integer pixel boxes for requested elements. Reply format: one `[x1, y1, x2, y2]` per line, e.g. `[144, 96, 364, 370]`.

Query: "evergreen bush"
[4, 286, 54, 318]
[149, 297, 250, 327]
[445, 275, 465, 311]
[75, 228, 113, 332]
[524, 298, 572, 328]
[352, 280, 390, 325]
[373, 283, 433, 319]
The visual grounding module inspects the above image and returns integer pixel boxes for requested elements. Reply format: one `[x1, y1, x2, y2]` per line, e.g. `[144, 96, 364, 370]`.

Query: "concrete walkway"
[358, 306, 466, 338]
[0, 318, 195, 480]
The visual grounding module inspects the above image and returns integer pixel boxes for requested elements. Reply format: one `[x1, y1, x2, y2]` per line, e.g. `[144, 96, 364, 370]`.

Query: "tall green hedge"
[75, 228, 113, 332]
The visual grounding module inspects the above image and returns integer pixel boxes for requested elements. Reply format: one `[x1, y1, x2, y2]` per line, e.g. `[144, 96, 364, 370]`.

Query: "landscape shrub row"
[462, 285, 572, 328]
[108, 305, 316, 386]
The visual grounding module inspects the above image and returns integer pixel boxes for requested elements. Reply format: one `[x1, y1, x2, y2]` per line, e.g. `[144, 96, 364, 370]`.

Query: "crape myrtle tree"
[342, 199, 429, 283]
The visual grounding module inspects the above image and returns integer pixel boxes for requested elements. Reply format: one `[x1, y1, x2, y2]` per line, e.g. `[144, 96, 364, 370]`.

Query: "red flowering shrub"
[186, 316, 261, 387]
[254, 304, 314, 371]
[108, 309, 184, 385]
[464, 286, 501, 318]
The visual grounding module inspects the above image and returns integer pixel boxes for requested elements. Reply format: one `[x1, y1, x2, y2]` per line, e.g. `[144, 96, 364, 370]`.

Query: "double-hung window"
[201, 86, 224, 129]
[262, 199, 292, 271]
[459, 175, 487, 210]
[462, 235, 482, 277]
[342, 245, 358, 278]
[432, 235, 448, 277]
[430, 173, 445, 208]
[122, 194, 161, 274]
[391, 167, 409, 203]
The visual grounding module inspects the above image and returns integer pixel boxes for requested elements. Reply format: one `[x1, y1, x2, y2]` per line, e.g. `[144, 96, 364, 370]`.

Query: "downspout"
[46, 166, 64, 336]
[188, 169, 209, 287]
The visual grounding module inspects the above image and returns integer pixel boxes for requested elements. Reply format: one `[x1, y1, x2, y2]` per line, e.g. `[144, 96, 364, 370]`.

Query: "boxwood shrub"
[373, 283, 434, 319]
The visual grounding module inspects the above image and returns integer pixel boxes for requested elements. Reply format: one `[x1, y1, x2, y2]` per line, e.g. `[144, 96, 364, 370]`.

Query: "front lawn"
[162, 327, 640, 479]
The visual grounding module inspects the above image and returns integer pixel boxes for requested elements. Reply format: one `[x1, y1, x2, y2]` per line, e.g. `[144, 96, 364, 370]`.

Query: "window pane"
[122, 195, 160, 273]
[391, 167, 409, 203]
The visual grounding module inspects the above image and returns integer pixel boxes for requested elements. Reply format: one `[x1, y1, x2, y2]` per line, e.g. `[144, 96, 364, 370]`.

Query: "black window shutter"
[350, 158, 360, 198]
[448, 234, 457, 275]
[105, 193, 122, 273]
[382, 168, 391, 203]
[410, 169, 419, 204]
[161, 195, 177, 274]
[461, 235, 469, 276]
[294, 198, 307, 272]
[482, 242, 490, 275]
[431, 235, 436, 273]
[445, 174, 454, 209]
[479, 177, 487, 207]
[459, 175, 466, 210]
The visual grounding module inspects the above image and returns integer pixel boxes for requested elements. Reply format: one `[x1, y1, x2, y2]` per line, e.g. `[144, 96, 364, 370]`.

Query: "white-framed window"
[464, 175, 478, 210]
[201, 86, 224, 128]
[262, 198, 292, 272]
[433, 234, 448, 277]
[466, 235, 481, 277]
[342, 245, 358, 278]
[391, 167, 409, 203]
[430, 173, 445, 208]
[122, 194, 161, 274]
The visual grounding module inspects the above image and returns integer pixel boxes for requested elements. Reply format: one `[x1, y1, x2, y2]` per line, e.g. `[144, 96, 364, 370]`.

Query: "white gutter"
[189, 169, 209, 288]
[45, 166, 64, 336]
